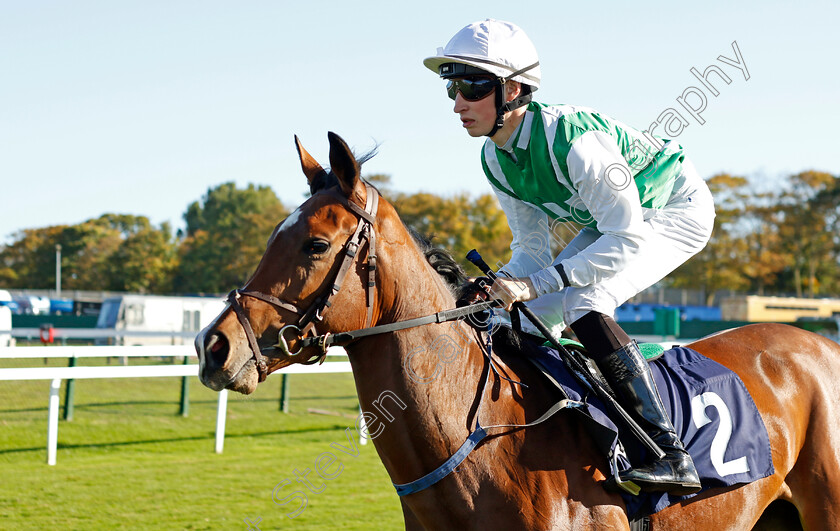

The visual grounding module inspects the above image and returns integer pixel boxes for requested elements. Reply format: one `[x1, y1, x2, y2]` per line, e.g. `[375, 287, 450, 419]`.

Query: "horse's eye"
[303, 239, 330, 256]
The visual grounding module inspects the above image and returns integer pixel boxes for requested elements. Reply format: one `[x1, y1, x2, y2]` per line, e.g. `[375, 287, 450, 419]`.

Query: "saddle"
[492, 328, 775, 519]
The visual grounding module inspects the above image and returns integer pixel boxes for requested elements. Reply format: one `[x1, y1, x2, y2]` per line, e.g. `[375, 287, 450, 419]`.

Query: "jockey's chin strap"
[486, 61, 539, 138]
[227, 181, 380, 382]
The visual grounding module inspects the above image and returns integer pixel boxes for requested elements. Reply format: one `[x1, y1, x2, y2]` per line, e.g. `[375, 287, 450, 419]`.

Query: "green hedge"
[11, 314, 99, 328]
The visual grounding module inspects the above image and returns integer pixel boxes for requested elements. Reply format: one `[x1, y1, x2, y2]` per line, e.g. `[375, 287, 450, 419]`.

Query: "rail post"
[62, 356, 76, 421]
[179, 356, 190, 416]
[47, 378, 61, 465]
[279, 374, 290, 413]
[215, 389, 228, 453]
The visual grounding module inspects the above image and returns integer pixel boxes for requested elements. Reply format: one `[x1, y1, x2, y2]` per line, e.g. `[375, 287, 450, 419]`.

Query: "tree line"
[0, 183, 285, 295]
[1, 171, 837, 302]
[670, 170, 840, 303]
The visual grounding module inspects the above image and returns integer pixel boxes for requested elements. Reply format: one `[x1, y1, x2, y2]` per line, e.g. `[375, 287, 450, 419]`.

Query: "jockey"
[424, 19, 715, 496]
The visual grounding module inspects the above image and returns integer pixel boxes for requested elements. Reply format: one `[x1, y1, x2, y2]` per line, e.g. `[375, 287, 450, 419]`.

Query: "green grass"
[0, 358, 404, 530]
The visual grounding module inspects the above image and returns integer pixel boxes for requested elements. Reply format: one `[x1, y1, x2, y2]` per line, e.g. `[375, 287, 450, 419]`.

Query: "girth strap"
[393, 397, 584, 496]
[392, 331, 585, 497]
[394, 426, 488, 497]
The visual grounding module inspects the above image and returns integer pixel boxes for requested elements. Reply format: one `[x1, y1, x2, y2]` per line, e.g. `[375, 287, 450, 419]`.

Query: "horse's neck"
[345, 255, 487, 482]
[379, 248, 457, 323]
[348, 324, 486, 480]
[343, 262, 611, 522]
[341, 244, 618, 523]
[347, 254, 478, 404]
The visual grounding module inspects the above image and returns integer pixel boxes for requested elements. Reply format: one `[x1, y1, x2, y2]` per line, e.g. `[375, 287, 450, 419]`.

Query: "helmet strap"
[484, 61, 539, 138]
[485, 82, 534, 138]
[486, 84, 507, 138]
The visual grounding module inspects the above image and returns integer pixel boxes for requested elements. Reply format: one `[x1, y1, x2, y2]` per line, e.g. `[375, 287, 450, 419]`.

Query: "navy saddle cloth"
[527, 344, 775, 518]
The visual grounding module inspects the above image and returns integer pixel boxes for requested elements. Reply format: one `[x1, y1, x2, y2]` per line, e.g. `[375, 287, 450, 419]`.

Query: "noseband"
[226, 182, 380, 382]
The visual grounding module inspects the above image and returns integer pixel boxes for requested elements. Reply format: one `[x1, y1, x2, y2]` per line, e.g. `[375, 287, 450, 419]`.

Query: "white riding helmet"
[423, 19, 541, 90]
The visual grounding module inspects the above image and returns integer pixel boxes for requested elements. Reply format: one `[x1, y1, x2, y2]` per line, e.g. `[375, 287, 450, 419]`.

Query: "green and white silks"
[480, 102, 715, 337]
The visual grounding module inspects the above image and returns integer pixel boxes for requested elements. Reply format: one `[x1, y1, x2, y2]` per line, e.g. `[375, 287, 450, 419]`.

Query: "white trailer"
[0, 306, 12, 347]
[96, 294, 226, 345]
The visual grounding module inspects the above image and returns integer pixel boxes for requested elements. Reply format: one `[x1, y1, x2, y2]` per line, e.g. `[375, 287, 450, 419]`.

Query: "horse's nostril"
[206, 332, 230, 367]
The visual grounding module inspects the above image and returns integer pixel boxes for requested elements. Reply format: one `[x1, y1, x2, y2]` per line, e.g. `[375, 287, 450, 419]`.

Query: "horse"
[195, 132, 840, 530]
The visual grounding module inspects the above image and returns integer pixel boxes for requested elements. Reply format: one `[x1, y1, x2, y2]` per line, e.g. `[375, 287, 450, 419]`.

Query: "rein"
[224, 180, 496, 381]
[222, 178, 584, 498]
[295, 300, 499, 351]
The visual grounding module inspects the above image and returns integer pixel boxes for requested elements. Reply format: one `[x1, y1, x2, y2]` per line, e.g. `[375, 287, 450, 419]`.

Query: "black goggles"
[446, 78, 499, 101]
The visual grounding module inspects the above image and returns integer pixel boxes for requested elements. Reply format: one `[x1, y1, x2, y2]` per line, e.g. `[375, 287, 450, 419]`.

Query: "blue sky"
[2, 1, 838, 244]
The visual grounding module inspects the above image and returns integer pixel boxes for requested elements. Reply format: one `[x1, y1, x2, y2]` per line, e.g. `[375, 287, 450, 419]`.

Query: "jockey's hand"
[457, 276, 492, 307]
[488, 276, 537, 311]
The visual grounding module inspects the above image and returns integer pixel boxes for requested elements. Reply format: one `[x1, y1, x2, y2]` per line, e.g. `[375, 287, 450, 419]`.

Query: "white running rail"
[0, 345, 354, 465]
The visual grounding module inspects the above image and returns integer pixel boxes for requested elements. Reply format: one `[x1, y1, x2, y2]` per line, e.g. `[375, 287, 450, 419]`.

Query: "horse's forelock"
[309, 171, 339, 194]
[307, 146, 378, 195]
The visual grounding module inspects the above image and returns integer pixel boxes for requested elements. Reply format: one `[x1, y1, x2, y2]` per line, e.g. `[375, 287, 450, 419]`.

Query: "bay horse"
[195, 132, 840, 530]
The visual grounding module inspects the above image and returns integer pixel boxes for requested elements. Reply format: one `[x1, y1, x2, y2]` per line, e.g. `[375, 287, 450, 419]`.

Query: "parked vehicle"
[11, 295, 50, 315]
[49, 298, 74, 315]
[0, 290, 19, 314]
[95, 295, 226, 345]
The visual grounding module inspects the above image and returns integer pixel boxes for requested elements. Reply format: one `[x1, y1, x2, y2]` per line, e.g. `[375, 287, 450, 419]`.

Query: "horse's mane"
[311, 159, 541, 358]
[404, 224, 541, 357]
[404, 225, 467, 290]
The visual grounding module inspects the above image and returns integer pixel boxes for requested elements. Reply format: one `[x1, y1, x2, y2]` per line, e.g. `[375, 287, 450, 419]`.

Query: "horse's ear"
[294, 135, 330, 193]
[327, 132, 364, 201]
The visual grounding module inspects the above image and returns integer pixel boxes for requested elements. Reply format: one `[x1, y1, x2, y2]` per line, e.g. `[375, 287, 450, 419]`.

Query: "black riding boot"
[598, 341, 701, 495]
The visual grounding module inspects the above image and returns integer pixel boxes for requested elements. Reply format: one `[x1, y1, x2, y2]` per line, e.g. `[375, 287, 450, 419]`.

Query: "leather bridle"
[225, 182, 380, 382]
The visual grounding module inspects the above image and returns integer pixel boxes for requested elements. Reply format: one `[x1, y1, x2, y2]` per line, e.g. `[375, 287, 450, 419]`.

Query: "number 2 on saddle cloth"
[527, 341, 774, 519]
